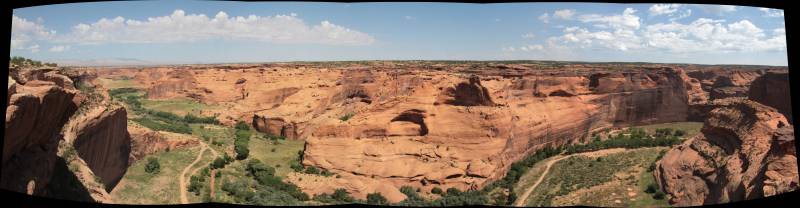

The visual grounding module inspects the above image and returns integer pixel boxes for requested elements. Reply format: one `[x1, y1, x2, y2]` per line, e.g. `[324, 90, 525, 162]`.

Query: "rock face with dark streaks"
[749, 72, 792, 124]
[68, 106, 132, 191]
[655, 100, 797, 206]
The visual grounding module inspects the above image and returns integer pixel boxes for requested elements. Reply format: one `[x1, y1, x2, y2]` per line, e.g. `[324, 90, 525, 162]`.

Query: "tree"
[400, 186, 420, 199]
[211, 157, 226, 169]
[366, 192, 388, 205]
[145, 157, 161, 174]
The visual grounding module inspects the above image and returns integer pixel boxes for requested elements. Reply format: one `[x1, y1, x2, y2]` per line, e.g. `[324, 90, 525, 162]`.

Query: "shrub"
[431, 187, 443, 195]
[366, 192, 388, 205]
[645, 183, 658, 194]
[145, 157, 160, 174]
[446, 188, 462, 196]
[235, 121, 250, 131]
[653, 190, 666, 199]
[289, 161, 304, 172]
[674, 130, 687, 137]
[305, 166, 320, 175]
[332, 188, 354, 203]
[400, 186, 420, 199]
[339, 113, 354, 121]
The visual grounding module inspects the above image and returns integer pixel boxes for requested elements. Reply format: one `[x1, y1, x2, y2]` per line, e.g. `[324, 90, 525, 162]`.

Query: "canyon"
[4, 61, 794, 206]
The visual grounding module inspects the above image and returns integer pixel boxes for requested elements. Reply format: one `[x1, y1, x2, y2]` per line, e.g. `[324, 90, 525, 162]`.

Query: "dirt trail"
[513, 155, 570, 207]
[179, 137, 219, 204]
[179, 145, 207, 204]
[512, 148, 631, 207]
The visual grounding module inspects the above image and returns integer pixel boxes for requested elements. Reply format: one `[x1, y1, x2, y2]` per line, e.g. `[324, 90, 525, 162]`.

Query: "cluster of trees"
[563, 128, 682, 155]
[9, 56, 57, 67]
[220, 159, 309, 205]
[234, 121, 251, 160]
[188, 166, 218, 196]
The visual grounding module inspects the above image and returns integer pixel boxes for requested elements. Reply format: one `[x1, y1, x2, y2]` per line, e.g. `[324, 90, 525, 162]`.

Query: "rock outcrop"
[749, 72, 792, 124]
[3, 72, 79, 195]
[3, 66, 133, 202]
[655, 100, 797, 206]
[438, 75, 495, 106]
[127, 124, 199, 165]
[64, 106, 132, 192]
[252, 114, 299, 139]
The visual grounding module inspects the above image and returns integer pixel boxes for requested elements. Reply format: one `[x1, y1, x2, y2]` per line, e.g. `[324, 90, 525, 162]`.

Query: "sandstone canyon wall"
[654, 100, 797, 206]
[3, 67, 133, 202]
[3, 68, 79, 195]
[298, 67, 699, 202]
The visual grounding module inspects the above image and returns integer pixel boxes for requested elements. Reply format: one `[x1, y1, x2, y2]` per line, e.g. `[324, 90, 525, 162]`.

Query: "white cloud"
[759, 8, 784, 17]
[404, 15, 415, 20]
[522, 33, 536, 39]
[27, 44, 40, 53]
[669, 9, 692, 22]
[695, 5, 738, 15]
[11, 15, 55, 51]
[577, 8, 641, 30]
[519, 44, 544, 51]
[58, 9, 375, 45]
[506, 8, 785, 55]
[49, 45, 70, 52]
[502, 46, 516, 52]
[649, 4, 681, 16]
[538, 13, 550, 24]
[553, 9, 575, 20]
[643, 19, 784, 53]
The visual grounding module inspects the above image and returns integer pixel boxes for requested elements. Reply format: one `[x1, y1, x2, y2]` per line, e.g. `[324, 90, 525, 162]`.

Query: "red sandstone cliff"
[654, 100, 797, 206]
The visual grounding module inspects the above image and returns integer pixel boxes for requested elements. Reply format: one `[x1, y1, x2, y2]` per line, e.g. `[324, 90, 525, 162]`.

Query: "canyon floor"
[4, 60, 796, 206]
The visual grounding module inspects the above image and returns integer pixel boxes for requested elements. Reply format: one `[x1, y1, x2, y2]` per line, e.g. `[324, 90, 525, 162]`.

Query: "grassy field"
[98, 77, 142, 89]
[247, 134, 306, 178]
[190, 124, 235, 155]
[140, 98, 220, 116]
[524, 148, 669, 207]
[110, 147, 200, 204]
[637, 122, 704, 138]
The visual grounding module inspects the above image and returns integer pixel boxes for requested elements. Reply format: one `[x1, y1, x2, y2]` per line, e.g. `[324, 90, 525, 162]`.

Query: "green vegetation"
[525, 148, 666, 206]
[480, 127, 685, 206]
[218, 159, 309, 205]
[366, 192, 388, 205]
[637, 122, 703, 138]
[563, 128, 681, 155]
[109, 88, 219, 134]
[234, 121, 252, 160]
[110, 147, 199, 204]
[313, 188, 355, 204]
[10, 56, 57, 67]
[339, 112, 354, 121]
[144, 158, 161, 174]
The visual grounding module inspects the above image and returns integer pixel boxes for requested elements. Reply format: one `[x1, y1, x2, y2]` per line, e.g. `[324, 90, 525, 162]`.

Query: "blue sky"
[10, 2, 787, 66]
